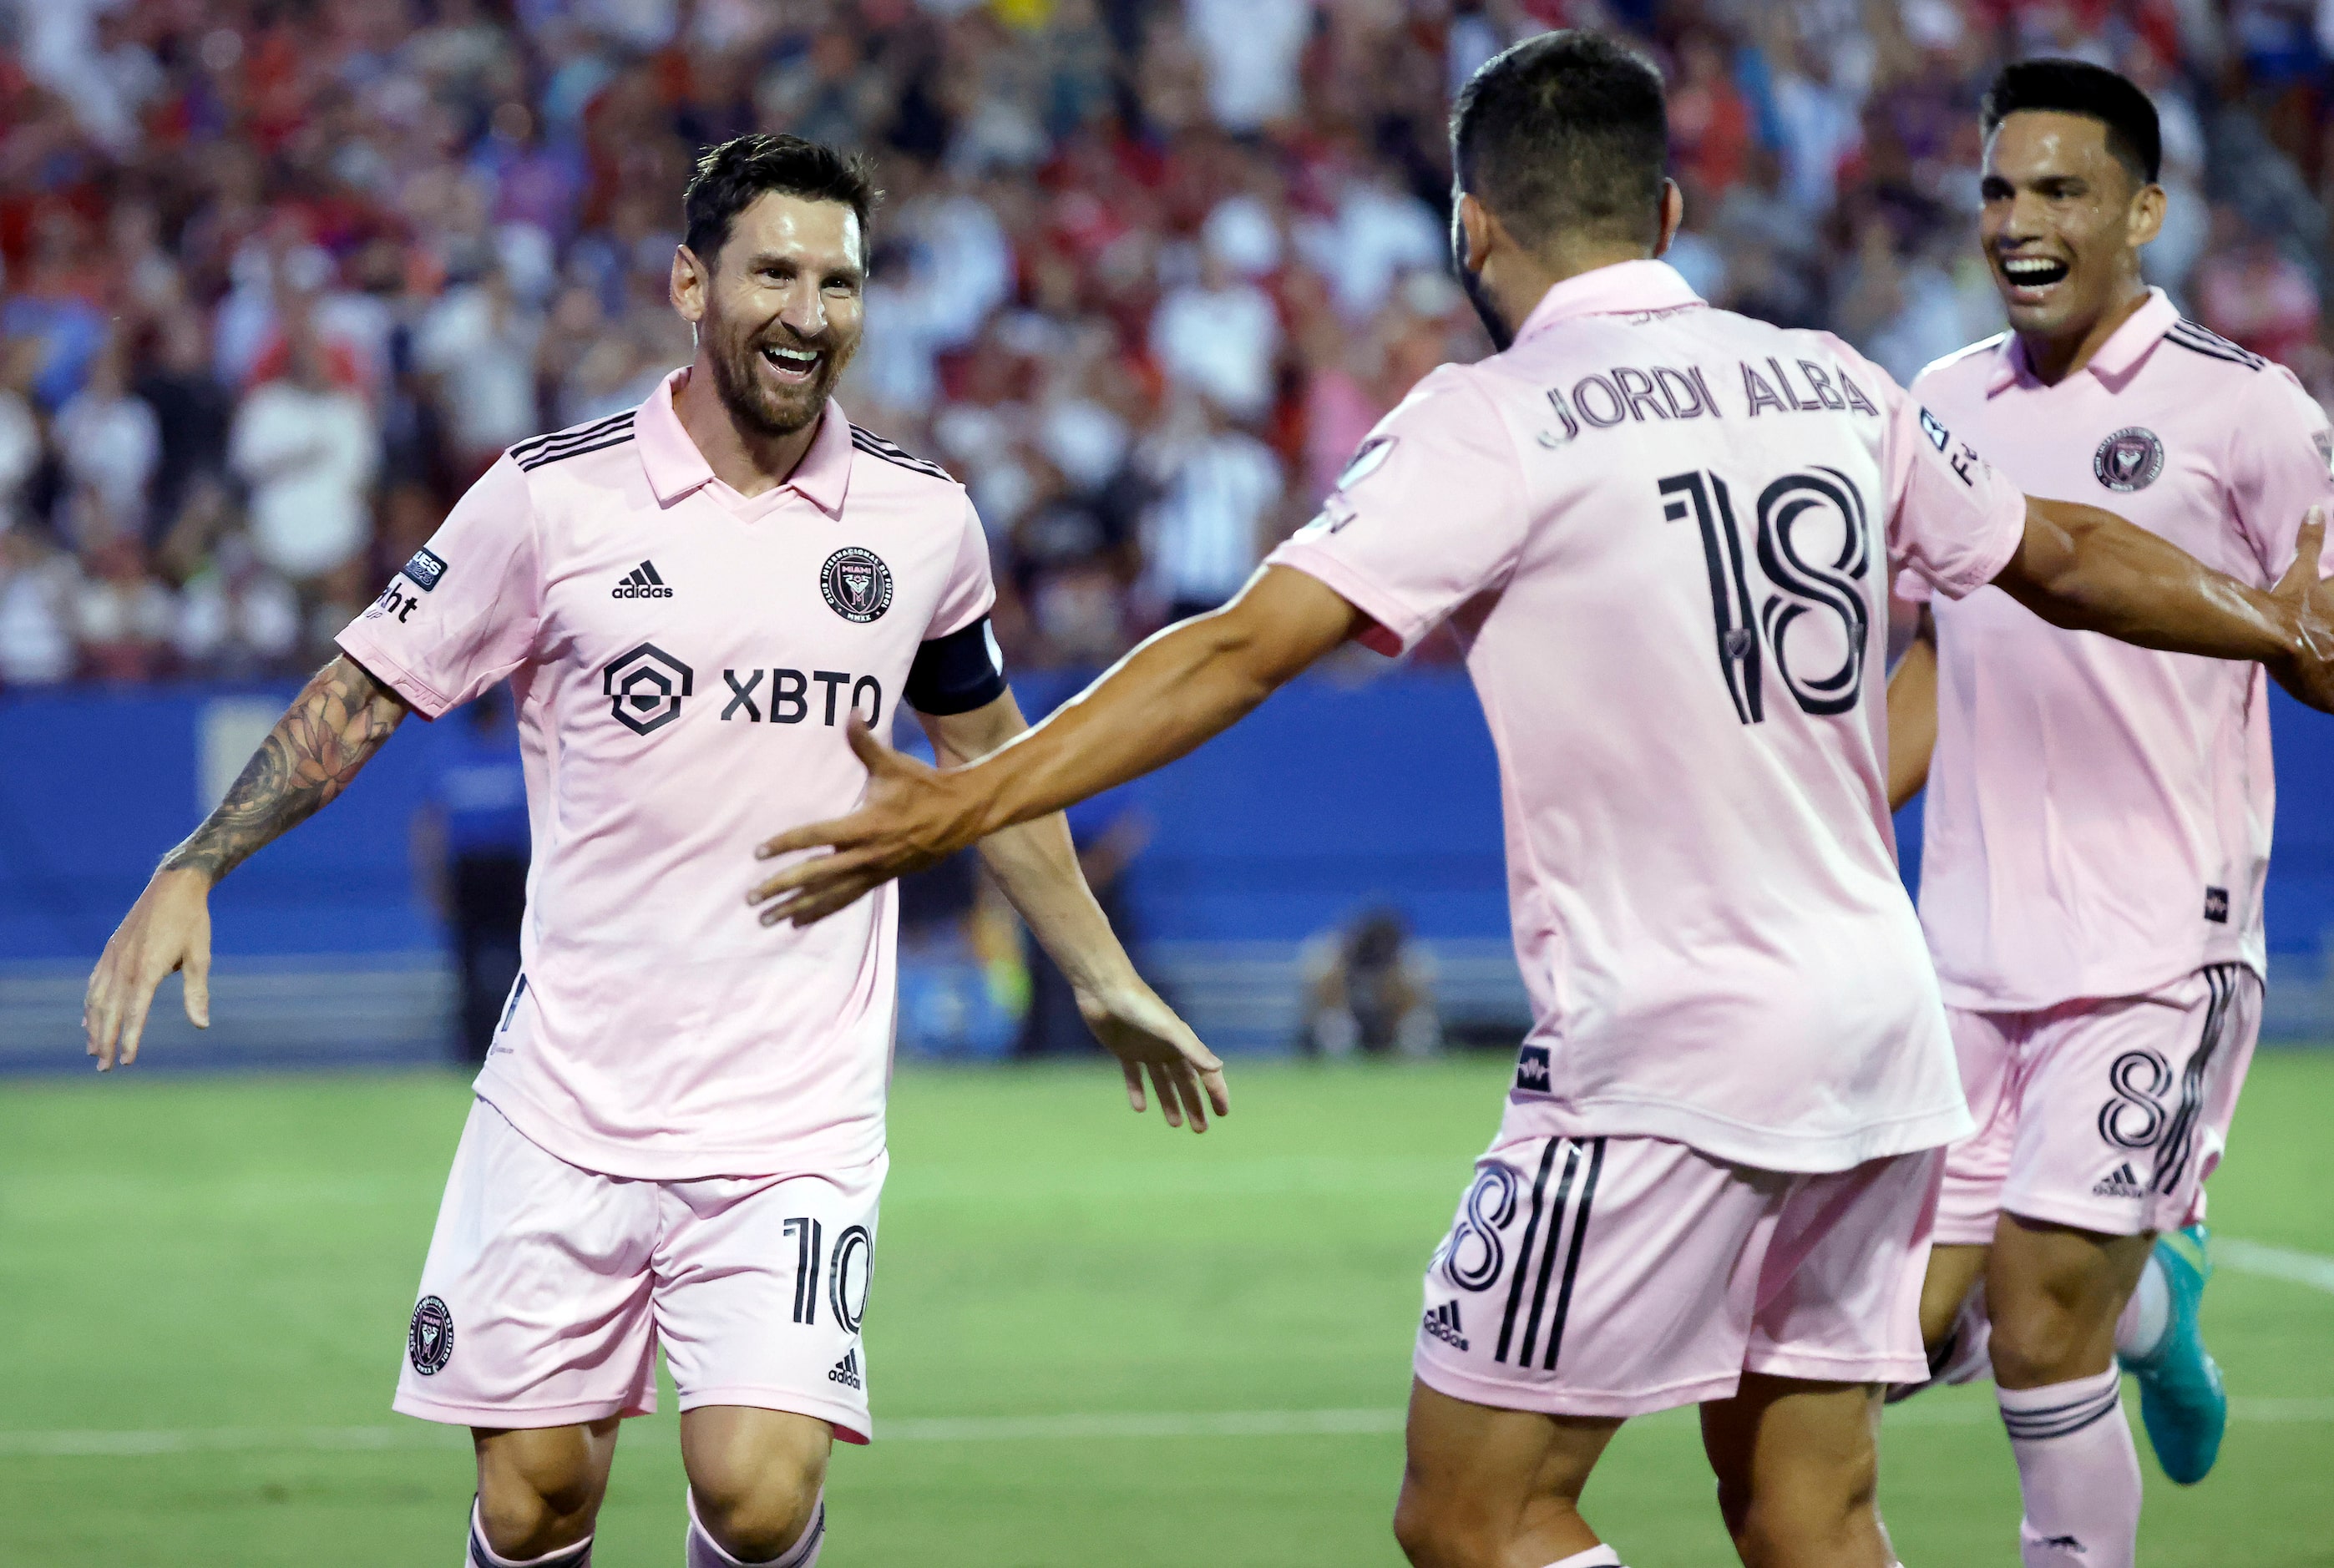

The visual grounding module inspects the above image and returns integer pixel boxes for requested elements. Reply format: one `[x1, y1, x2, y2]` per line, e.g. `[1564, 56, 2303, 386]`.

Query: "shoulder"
[1911, 332, 2009, 394]
[847, 422, 960, 490]
[506, 407, 640, 474]
[2156, 316, 2271, 375]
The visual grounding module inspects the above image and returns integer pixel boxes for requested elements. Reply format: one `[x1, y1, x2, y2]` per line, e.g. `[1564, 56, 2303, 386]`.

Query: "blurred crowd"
[3, 0, 2332, 687]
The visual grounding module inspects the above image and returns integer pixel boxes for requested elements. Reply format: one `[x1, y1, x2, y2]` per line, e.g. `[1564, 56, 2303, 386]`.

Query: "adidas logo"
[828, 1348, 863, 1389]
[1421, 1300, 1469, 1352]
[2091, 1163, 2145, 1200]
[611, 560, 672, 599]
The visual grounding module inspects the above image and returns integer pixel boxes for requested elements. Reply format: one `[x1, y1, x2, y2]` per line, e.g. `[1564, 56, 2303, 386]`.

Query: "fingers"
[749, 842, 889, 913]
[1145, 1060, 1185, 1130]
[1200, 1064, 1232, 1119]
[842, 712, 898, 773]
[1123, 1060, 1147, 1114]
[1172, 1061, 1213, 1133]
[84, 962, 120, 1070]
[754, 814, 859, 862]
[2277, 508, 2326, 594]
[116, 979, 157, 1070]
[183, 935, 211, 1030]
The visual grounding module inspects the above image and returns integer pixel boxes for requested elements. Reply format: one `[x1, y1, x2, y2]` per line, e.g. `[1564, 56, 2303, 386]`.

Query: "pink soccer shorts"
[1414, 1133, 1940, 1418]
[393, 1099, 882, 1441]
[1935, 964, 2261, 1245]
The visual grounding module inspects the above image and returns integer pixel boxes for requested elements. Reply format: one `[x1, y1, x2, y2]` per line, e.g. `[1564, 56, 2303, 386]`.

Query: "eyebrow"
[742, 251, 865, 281]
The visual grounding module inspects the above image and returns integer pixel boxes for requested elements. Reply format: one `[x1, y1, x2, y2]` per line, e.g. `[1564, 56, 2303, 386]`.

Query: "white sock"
[2115, 1252, 2170, 1361]
[468, 1497, 594, 1567]
[1997, 1367, 2140, 1568]
[1545, 1548, 1623, 1567]
[686, 1490, 825, 1568]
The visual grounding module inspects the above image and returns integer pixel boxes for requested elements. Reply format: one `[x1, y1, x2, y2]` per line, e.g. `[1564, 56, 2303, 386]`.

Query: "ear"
[1454, 191, 1496, 276]
[2128, 181, 2168, 250]
[1653, 180, 1685, 259]
[671, 244, 708, 324]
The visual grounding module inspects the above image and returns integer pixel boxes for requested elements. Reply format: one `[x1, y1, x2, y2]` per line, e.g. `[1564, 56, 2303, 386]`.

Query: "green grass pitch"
[3, 1052, 2331, 1565]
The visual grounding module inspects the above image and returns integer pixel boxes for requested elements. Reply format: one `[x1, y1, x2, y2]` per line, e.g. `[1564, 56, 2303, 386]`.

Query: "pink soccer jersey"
[1903, 291, 2334, 1012]
[1268, 260, 2028, 1172]
[338, 371, 996, 1179]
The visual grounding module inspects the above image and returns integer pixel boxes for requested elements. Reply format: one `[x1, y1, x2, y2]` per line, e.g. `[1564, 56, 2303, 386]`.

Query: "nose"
[779, 284, 828, 341]
[1997, 188, 2050, 246]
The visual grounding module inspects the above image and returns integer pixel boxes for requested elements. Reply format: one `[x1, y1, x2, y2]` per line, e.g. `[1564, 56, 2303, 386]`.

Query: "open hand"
[748, 717, 985, 927]
[2271, 508, 2334, 712]
[84, 868, 214, 1070]
[1077, 977, 1232, 1134]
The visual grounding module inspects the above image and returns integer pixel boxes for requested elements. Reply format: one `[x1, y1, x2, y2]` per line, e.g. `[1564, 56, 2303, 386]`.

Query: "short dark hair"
[681, 134, 880, 267]
[1450, 30, 1668, 255]
[1982, 59, 2162, 185]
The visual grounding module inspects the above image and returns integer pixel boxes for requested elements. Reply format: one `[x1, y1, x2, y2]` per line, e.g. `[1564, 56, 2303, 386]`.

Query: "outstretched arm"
[1996, 500, 2334, 705]
[747, 564, 1366, 927]
[84, 655, 410, 1070]
[914, 692, 1228, 1131]
[1886, 605, 1937, 814]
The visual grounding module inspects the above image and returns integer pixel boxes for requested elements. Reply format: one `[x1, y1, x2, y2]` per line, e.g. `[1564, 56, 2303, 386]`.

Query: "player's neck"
[671, 365, 822, 498]
[1490, 245, 1656, 345]
[2016, 279, 2151, 387]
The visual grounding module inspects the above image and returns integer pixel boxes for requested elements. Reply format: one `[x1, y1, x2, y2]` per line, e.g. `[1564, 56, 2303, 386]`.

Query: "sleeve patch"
[1918, 408, 1951, 453]
[402, 548, 449, 592]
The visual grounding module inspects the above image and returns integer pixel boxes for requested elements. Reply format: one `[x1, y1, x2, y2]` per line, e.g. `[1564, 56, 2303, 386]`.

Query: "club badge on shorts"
[2094, 427, 2164, 493]
[821, 547, 894, 624]
[408, 1296, 455, 1375]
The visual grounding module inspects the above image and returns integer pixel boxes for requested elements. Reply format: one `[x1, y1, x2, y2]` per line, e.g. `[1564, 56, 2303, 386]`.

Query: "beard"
[705, 311, 860, 438]
[1452, 225, 1514, 353]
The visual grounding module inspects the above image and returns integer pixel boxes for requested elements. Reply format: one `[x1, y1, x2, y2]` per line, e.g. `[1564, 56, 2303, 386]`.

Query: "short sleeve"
[1851, 342, 2028, 600]
[924, 492, 997, 641]
[336, 456, 544, 720]
[1263, 367, 1527, 657]
[2227, 365, 2334, 584]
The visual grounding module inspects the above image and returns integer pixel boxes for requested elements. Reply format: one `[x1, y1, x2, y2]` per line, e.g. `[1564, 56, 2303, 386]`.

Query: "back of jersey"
[1268, 260, 2028, 1174]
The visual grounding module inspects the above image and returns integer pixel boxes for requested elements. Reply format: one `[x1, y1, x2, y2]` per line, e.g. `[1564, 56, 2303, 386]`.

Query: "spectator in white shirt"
[1143, 396, 1285, 621]
[229, 323, 380, 590]
[55, 336, 159, 540]
[1184, 0, 1314, 134]
[417, 266, 546, 480]
[1150, 246, 1282, 424]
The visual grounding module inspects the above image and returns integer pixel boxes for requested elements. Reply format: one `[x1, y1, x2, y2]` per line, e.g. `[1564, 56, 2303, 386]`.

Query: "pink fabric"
[394, 1100, 882, 1440]
[1998, 1367, 2142, 1568]
[340, 372, 994, 1179]
[1933, 965, 2261, 1246]
[1267, 260, 2026, 1172]
[1903, 291, 2334, 1011]
[1413, 1133, 1938, 1418]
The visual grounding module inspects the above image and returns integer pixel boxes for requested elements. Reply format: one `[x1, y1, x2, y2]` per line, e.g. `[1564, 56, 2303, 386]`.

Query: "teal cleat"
[2121, 1225, 2226, 1485]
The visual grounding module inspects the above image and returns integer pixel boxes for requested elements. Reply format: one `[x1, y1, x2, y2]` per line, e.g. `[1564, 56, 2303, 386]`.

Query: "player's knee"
[1987, 1277, 2104, 1384]
[476, 1442, 605, 1558]
[1390, 1471, 1496, 1568]
[1729, 1445, 1877, 1566]
[692, 1464, 823, 1561]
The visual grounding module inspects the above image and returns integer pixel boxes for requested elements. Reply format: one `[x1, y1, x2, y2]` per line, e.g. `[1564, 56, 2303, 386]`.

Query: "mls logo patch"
[408, 1296, 454, 1376]
[820, 547, 894, 624]
[2094, 427, 2164, 493]
[1335, 436, 1397, 492]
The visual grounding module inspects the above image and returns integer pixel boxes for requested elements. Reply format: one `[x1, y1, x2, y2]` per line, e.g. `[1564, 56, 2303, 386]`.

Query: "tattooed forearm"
[159, 655, 410, 883]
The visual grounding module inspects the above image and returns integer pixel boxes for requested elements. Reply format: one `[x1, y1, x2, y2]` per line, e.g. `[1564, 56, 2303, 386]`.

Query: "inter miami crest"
[2094, 427, 2164, 493]
[408, 1296, 454, 1375]
[821, 547, 894, 624]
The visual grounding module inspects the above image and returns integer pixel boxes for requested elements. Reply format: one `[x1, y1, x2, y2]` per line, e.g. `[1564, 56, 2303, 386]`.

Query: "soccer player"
[1882, 60, 2334, 1565]
[746, 36, 2334, 1568]
[81, 134, 1227, 1568]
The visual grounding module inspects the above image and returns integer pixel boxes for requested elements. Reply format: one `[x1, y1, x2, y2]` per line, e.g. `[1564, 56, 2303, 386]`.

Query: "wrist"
[152, 860, 219, 894]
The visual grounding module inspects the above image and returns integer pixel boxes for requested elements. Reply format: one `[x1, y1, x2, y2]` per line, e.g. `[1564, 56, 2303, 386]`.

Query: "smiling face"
[673, 190, 866, 438]
[1979, 109, 2163, 346]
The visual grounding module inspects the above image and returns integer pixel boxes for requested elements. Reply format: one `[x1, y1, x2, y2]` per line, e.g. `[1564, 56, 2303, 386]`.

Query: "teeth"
[762, 346, 818, 367]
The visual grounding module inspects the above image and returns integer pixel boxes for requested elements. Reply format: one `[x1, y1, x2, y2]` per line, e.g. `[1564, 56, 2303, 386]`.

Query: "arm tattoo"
[160, 655, 410, 883]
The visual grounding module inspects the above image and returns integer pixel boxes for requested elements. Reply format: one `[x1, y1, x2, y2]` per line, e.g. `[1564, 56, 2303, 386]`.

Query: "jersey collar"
[1511, 259, 1704, 346]
[635, 367, 855, 517]
[1988, 287, 2180, 394]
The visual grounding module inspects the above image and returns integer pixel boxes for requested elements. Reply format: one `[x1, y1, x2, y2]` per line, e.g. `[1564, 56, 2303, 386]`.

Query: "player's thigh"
[2008, 967, 2256, 1240]
[681, 1405, 833, 1558]
[1414, 1133, 1784, 1421]
[397, 1100, 661, 1427]
[1918, 1242, 1989, 1348]
[1744, 1148, 1938, 1392]
[652, 1153, 885, 1444]
[1395, 1377, 1618, 1568]
[1934, 1005, 2023, 1251]
[1700, 1374, 1885, 1552]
